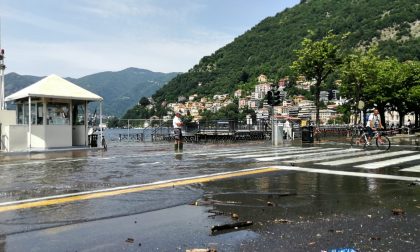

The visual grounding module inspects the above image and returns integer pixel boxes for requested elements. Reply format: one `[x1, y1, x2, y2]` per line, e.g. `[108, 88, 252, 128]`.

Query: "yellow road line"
[0, 167, 279, 213]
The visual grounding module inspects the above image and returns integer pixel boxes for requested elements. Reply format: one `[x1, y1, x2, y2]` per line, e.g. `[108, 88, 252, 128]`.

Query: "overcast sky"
[0, 0, 299, 78]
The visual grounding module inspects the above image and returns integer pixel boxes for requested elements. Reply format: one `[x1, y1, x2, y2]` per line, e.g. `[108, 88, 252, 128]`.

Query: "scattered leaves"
[392, 208, 405, 215]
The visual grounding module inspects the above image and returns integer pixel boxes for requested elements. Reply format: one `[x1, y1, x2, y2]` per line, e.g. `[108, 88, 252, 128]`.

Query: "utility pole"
[267, 83, 283, 145]
[0, 49, 5, 110]
[0, 18, 5, 110]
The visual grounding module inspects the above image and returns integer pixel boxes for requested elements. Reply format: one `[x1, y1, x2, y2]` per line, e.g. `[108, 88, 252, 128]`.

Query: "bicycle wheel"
[376, 136, 391, 151]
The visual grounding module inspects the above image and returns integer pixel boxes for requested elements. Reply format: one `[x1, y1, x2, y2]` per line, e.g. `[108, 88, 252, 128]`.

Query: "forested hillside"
[152, 0, 419, 104]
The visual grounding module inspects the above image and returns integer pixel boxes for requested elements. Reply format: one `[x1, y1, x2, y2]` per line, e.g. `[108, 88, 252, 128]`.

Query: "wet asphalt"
[0, 136, 419, 251]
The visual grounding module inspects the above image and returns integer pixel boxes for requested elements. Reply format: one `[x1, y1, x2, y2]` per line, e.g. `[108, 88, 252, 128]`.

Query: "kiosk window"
[47, 103, 70, 125]
[72, 104, 85, 125]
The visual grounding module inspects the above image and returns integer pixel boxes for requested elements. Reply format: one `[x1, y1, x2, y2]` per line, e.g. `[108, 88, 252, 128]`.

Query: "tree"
[409, 85, 420, 127]
[339, 48, 380, 125]
[364, 57, 404, 127]
[406, 61, 420, 127]
[139, 97, 150, 107]
[106, 116, 120, 128]
[291, 31, 343, 126]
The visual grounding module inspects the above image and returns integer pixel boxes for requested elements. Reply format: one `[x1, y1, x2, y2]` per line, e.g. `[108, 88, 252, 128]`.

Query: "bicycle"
[350, 127, 391, 151]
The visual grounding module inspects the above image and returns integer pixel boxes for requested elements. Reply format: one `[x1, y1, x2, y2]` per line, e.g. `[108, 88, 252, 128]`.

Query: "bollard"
[272, 123, 284, 146]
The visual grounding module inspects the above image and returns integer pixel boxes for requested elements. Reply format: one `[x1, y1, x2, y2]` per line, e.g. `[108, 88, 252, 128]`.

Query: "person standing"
[101, 136, 107, 151]
[406, 119, 412, 134]
[284, 119, 292, 140]
[173, 111, 184, 151]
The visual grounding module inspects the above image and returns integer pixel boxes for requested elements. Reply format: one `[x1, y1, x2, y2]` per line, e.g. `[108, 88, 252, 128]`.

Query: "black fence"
[111, 118, 365, 143]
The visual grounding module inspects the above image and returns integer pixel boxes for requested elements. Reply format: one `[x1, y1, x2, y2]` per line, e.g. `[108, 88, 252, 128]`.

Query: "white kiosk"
[0, 74, 103, 152]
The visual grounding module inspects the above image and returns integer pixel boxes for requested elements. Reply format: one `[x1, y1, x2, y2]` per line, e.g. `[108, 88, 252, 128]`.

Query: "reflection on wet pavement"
[0, 140, 419, 251]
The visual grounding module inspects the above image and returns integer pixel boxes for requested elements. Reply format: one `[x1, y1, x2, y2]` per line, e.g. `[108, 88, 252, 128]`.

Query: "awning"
[5, 74, 103, 102]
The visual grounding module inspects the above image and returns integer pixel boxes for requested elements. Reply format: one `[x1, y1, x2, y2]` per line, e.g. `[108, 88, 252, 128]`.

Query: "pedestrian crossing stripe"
[256, 148, 342, 162]
[213, 147, 420, 173]
[356, 154, 420, 169]
[289, 149, 375, 164]
[213, 147, 306, 157]
[315, 150, 415, 166]
[227, 147, 324, 159]
[269, 166, 420, 182]
[400, 165, 420, 173]
[193, 146, 280, 156]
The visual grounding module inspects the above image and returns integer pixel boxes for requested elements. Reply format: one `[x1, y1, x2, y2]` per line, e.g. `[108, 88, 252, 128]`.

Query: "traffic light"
[272, 90, 281, 106]
[267, 90, 274, 105]
[267, 85, 282, 106]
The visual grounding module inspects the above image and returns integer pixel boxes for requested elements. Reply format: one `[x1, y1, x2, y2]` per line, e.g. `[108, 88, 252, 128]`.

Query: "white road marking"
[270, 166, 420, 182]
[0, 167, 278, 208]
[289, 149, 377, 164]
[256, 148, 342, 162]
[316, 151, 415, 166]
[400, 165, 420, 173]
[227, 147, 323, 159]
[193, 146, 279, 156]
[0, 158, 87, 168]
[215, 147, 305, 157]
[356, 154, 420, 169]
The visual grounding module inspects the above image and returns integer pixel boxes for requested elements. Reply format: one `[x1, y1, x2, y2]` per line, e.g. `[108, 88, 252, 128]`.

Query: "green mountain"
[152, 0, 419, 104]
[5, 68, 179, 116]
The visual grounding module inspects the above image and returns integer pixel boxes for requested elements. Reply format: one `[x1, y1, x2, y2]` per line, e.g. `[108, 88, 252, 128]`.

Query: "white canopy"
[5, 74, 103, 102]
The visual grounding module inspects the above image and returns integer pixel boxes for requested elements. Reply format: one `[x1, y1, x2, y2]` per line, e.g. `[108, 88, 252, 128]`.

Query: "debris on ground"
[325, 247, 357, 252]
[211, 221, 253, 233]
[392, 208, 405, 215]
[208, 209, 226, 216]
[369, 236, 381, 241]
[192, 198, 241, 206]
[267, 201, 274, 206]
[186, 249, 217, 252]
[125, 238, 134, 243]
[328, 229, 344, 234]
[231, 213, 239, 219]
[408, 182, 418, 187]
[225, 201, 241, 204]
[274, 218, 293, 224]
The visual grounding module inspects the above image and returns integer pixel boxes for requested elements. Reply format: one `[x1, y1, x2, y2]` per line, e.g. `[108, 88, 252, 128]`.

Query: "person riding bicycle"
[366, 108, 383, 144]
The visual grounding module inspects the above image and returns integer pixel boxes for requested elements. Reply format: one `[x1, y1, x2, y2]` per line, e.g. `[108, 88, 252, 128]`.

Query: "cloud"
[1, 0, 298, 77]
[2, 0, 234, 77]
[1, 5, 92, 39]
[5, 34, 233, 77]
[74, 0, 205, 21]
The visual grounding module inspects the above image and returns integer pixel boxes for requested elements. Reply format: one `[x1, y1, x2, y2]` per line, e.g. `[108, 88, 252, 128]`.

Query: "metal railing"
[110, 118, 272, 143]
[108, 118, 376, 143]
